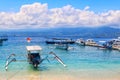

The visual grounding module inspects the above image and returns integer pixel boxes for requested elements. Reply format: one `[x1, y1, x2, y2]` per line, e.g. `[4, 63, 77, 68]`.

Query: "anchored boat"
[85, 39, 99, 47]
[46, 38, 75, 44]
[76, 38, 85, 46]
[5, 45, 66, 71]
[55, 43, 69, 50]
[112, 37, 120, 50]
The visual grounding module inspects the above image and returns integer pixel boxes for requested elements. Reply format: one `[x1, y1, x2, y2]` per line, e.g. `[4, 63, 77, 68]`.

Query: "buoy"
[27, 37, 31, 43]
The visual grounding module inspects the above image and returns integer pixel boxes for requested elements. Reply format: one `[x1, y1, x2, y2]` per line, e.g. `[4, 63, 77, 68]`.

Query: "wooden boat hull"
[46, 41, 75, 44]
[28, 53, 41, 68]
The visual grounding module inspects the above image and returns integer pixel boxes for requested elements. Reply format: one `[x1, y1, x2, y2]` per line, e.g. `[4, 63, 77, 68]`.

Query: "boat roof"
[26, 45, 42, 51]
[51, 38, 71, 40]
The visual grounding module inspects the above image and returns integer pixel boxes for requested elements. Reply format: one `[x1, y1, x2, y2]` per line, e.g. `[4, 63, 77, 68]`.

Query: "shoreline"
[1, 69, 120, 80]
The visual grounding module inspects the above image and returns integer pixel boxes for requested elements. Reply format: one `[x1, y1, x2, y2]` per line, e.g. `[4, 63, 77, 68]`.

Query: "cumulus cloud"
[0, 2, 120, 29]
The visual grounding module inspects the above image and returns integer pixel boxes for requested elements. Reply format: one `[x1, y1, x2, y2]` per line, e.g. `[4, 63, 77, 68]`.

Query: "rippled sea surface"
[0, 32, 120, 80]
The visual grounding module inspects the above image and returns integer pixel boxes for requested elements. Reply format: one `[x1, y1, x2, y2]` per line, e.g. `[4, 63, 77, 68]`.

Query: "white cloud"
[0, 2, 120, 29]
[84, 6, 90, 10]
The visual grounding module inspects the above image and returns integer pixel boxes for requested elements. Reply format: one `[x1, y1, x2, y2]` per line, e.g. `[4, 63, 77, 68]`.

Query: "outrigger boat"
[5, 45, 66, 71]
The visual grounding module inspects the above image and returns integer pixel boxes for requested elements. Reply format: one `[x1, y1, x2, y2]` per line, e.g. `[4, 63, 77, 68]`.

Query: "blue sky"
[0, 0, 120, 12]
[0, 0, 120, 29]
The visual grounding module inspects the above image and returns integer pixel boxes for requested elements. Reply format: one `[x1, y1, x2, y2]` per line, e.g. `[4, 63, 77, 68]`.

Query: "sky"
[0, 0, 120, 30]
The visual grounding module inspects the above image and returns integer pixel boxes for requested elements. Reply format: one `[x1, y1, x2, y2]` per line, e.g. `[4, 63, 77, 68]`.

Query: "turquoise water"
[0, 33, 120, 79]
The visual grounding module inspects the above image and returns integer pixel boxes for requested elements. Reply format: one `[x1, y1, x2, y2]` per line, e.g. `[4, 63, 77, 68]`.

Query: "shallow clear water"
[0, 32, 120, 80]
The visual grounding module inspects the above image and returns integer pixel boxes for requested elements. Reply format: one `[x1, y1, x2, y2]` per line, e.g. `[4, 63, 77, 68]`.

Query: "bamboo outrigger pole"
[5, 54, 16, 71]
[49, 52, 67, 67]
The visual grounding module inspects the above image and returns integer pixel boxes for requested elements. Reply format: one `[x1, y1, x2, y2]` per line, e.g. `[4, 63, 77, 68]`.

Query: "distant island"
[0, 27, 119, 38]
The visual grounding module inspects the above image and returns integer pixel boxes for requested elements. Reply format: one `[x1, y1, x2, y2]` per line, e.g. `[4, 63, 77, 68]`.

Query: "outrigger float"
[5, 54, 16, 71]
[5, 45, 66, 71]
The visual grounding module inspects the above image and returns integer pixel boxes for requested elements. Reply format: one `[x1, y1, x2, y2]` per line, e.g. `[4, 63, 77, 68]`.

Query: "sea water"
[0, 32, 120, 80]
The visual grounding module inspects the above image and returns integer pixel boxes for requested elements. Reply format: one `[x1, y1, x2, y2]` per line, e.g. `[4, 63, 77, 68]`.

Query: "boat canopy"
[26, 45, 42, 51]
[51, 38, 72, 40]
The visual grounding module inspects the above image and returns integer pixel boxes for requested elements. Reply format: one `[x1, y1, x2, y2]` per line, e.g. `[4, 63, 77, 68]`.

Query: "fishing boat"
[45, 38, 75, 44]
[26, 45, 42, 68]
[76, 38, 85, 46]
[0, 35, 8, 46]
[55, 43, 69, 50]
[112, 37, 120, 50]
[98, 41, 107, 49]
[5, 45, 66, 71]
[85, 39, 99, 47]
